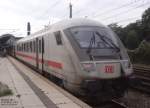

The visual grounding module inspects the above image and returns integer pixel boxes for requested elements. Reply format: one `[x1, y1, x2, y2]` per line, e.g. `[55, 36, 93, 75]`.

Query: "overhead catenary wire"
[72, 0, 146, 25]
[100, 1, 150, 21]
[0, 29, 19, 31]
[93, 0, 144, 17]
[108, 16, 141, 25]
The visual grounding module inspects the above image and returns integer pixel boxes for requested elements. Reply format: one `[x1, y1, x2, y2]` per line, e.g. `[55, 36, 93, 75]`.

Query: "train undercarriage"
[80, 77, 131, 102]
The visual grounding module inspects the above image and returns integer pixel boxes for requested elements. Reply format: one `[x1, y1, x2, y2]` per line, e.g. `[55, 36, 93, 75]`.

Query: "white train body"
[14, 19, 133, 100]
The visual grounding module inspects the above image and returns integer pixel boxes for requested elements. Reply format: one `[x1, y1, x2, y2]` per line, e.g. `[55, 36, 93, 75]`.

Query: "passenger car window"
[42, 38, 44, 53]
[33, 41, 36, 53]
[27, 42, 30, 52]
[23, 43, 25, 52]
[30, 41, 32, 52]
[25, 43, 27, 52]
[22, 44, 23, 51]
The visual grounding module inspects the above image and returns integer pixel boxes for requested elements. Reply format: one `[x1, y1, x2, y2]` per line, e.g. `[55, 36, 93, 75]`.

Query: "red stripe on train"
[47, 60, 62, 69]
[16, 52, 63, 69]
[16, 52, 36, 60]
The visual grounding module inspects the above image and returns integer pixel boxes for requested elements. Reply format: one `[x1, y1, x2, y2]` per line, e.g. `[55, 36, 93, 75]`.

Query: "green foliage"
[125, 30, 140, 49]
[0, 89, 12, 97]
[108, 23, 126, 45]
[109, 8, 150, 64]
[0, 82, 13, 97]
[128, 41, 150, 64]
[109, 8, 150, 50]
[142, 8, 150, 41]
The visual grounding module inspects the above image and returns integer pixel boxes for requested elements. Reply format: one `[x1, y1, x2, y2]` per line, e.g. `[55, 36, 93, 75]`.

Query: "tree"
[108, 23, 126, 45]
[108, 8, 150, 49]
[129, 40, 150, 64]
[142, 8, 150, 41]
[125, 30, 140, 49]
[124, 20, 143, 40]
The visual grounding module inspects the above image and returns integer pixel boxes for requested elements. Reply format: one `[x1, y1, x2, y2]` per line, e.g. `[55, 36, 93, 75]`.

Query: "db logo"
[105, 65, 114, 73]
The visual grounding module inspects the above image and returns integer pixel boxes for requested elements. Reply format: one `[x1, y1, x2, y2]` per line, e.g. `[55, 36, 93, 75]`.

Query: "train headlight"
[81, 63, 95, 72]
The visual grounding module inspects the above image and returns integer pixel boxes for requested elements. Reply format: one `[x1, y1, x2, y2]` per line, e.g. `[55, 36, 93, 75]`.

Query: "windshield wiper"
[86, 32, 95, 60]
[95, 32, 120, 52]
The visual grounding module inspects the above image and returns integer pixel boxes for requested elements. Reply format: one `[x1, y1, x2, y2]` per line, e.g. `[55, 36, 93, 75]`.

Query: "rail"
[92, 100, 127, 108]
[132, 65, 150, 94]
[111, 100, 127, 108]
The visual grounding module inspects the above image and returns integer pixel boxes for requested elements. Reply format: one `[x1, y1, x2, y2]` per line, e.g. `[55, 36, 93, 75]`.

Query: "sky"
[0, 0, 149, 37]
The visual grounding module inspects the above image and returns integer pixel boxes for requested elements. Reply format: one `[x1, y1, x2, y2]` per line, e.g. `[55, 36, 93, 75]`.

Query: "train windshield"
[70, 27, 119, 51]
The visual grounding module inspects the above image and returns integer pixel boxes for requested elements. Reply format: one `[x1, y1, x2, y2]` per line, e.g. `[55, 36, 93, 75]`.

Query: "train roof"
[51, 18, 105, 29]
[17, 18, 107, 43]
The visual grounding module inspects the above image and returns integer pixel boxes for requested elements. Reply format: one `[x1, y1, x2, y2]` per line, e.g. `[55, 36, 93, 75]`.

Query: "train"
[11, 18, 134, 101]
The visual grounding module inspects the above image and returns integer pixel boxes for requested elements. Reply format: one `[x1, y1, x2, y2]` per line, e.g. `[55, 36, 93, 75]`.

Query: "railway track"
[92, 100, 127, 108]
[111, 100, 127, 108]
[132, 65, 150, 94]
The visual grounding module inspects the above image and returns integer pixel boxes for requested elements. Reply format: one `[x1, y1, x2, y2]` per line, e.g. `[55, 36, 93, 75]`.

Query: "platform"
[0, 57, 91, 108]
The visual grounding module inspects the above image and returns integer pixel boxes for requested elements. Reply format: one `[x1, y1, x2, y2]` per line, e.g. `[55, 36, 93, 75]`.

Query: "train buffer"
[0, 56, 91, 108]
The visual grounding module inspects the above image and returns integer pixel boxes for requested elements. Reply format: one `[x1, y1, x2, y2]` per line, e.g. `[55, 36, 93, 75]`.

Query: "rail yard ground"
[117, 89, 150, 108]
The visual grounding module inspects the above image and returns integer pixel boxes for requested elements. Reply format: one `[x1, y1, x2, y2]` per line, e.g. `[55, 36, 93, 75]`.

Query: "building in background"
[0, 34, 22, 56]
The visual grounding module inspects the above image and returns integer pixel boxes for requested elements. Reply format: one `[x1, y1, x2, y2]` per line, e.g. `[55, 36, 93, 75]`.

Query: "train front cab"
[64, 26, 134, 100]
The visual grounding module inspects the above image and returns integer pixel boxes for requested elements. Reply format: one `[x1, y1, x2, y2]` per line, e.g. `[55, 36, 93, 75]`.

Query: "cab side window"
[54, 31, 63, 45]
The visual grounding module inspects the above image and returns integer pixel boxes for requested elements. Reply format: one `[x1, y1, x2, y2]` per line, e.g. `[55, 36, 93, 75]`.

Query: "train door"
[38, 37, 44, 72]
[42, 37, 44, 72]
[36, 38, 39, 69]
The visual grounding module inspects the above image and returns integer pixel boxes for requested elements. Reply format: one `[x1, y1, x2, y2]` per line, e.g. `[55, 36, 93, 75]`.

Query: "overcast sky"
[0, 0, 149, 37]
